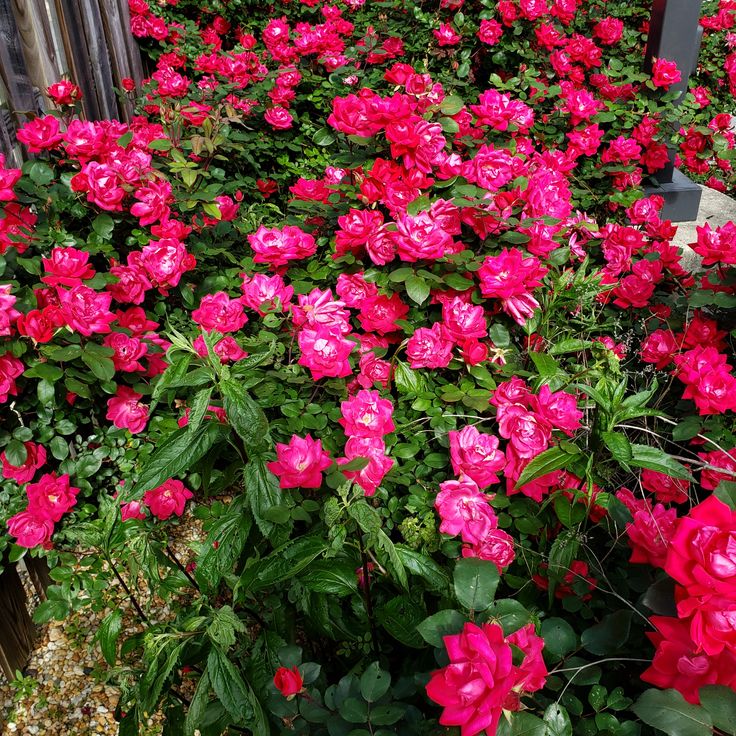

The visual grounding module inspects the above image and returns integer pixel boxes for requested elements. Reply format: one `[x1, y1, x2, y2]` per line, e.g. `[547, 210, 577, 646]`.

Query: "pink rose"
[104, 332, 148, 372]
[192, 292, 248, 333]
[16, 116, 64, 152]
[248, 225, 316, 268]
[121, 500, 147, 521]
[264, 106, 294, 130]
[449, 426, 505, 488]
[497, 405, 551, 459]
[298, 325, 354, 381]
[47, 80, 83, 105]
[357, 293, 409, 335]
[26, 473, 79, 522]
[407, 323, 454, 370]
[7, 510, 55, 549]
[41, 247, 95, 287]
[106, 386, 149, 433]
[273, 666, 303, 697]
[267, 434, 332, 489]
[1, 441, 46, 483]
[0, 352, 25, 402]
[435, 476, 497, 544]
[665, 496, 736, 600]
[651, 58, 682, 89]
[143, 479, 194, 520]
[442, 297, 486, 341]
[339, 390, 394, 438]
[241, 273, 293, 314]
[338, 436, 393, 496]
[57, 284, 116, 336]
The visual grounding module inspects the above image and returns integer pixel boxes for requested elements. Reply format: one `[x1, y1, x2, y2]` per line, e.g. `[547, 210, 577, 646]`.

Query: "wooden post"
[643, 0, 705, 221]
[0, 564, 35, 680]
[24, 557, 52, 601]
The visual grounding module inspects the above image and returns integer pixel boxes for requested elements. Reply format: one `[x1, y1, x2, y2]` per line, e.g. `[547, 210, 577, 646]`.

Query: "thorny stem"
[358, 535, 381, 660]
[165, 545, 198, 589]
[106, 554, 149, 624]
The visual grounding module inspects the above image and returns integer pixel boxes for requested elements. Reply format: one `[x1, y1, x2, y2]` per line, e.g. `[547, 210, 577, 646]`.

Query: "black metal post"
[643, 0, 704, 221]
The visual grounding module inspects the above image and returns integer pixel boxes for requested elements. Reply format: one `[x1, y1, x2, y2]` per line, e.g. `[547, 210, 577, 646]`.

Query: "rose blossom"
[7, 511, 55, 548]
[339, 390, 394, 438]
[106, 386, 149, 434]
[26, 472, 80, 522]
[273, 666, 303, 697]
[449, 426, 505, 488]
[143, 479, 194, 520]
[267, 434, 332, 489]
[1, 441, 47, 484]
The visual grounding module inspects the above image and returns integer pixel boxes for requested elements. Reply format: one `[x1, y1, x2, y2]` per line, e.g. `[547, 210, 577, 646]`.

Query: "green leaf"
[207, 647, 252, 724]
[515, 447, 579, 489]
[497, 712, 547, 736]
[300, 560, 359, 596]
[98, 609, 122, 666]
[543, 704, 572, 736]
[541, 617, 577, 658]
[148, 138, 172, 151]
[699, 685, 736, 734]
[376, 595, 425, 648]
[405, 275, 430, 306]
[714, 481, 736, 511]
[629, 444, 692, 481]
[453, 558, 500, 611]
[26, 161, 54, 186]
[240, 534, 326, 592]
[440, 94, 464, 116]
[74, 453, 102, 479]
[207, 606, 246, 650]
[602, 431, 632, 465]
[196, 497, 252, 592]
[632, 689, 713, 736]
[360, 662, 391, 702]
[5, 439, 27, 467]
[184, 670, 210, 736]
[220, 380, 270, 453]
[484, 599, 531, 635]
[488, 323, 510, 347]
[128, 422, 228, 498]
[49, 436, 69, 461]
[92, 214, 115, 239]
[416, 609, 465, 647]
[548, 339, 593, 355]
[81, 346, 115, 381]
[581, 610, 632, 656]
[243, 458, 287, 538]
[186, 387, 213, 435]
[394, 361, 424, 395]
[394, 546, 450, 591]
[313, 128, 335, 146]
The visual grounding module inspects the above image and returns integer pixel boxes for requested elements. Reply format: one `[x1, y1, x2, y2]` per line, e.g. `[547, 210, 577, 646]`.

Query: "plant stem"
[358, 535, 380, 660]
[106, 554, 148, 623]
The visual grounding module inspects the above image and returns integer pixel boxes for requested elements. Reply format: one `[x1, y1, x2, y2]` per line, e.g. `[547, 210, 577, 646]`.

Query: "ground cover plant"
[2, 0, 736, 734]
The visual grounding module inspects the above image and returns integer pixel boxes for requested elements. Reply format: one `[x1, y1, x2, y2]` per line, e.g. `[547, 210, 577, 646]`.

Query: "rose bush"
[2, 0, 736, 735]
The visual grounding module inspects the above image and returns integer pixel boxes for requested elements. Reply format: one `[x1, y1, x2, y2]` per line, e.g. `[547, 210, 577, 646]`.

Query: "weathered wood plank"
[24, 557, 52, 601]
[0, 0, 38, 121]
[0, 564, 35, 681]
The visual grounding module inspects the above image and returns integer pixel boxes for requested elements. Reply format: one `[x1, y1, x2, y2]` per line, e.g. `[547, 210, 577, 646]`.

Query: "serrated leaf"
[208, 647, 252, 724]
[515, 447, 578, 489]
[98, 609, 122, 666]
[220, 379, 270, 453]
[128, 422, 228, 498]
[629, 444, 692, 481]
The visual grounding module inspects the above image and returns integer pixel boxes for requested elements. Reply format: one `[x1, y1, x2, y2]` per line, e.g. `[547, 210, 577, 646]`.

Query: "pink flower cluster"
[641, 495, 736, 703]
[337, 389, 395, 496]
[7, 470, 80, 548]
[426, 621, 547, 736]
[268, 434, 332, 489]
[435, 476, 515, 569]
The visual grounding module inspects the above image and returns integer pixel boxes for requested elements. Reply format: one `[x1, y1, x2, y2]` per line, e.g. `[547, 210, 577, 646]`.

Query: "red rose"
[273, 666, 303, 697]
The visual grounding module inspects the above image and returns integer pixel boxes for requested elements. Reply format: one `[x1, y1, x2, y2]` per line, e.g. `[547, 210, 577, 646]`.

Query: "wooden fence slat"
[24, 557, 52, 601]
[0, 0, 39, 121]
[0, 564, 35, 681]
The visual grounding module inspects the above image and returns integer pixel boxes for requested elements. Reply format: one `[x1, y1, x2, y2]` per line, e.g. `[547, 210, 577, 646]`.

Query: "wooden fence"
[0, 0, 145, 164]
[0, 557, 51, 681]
